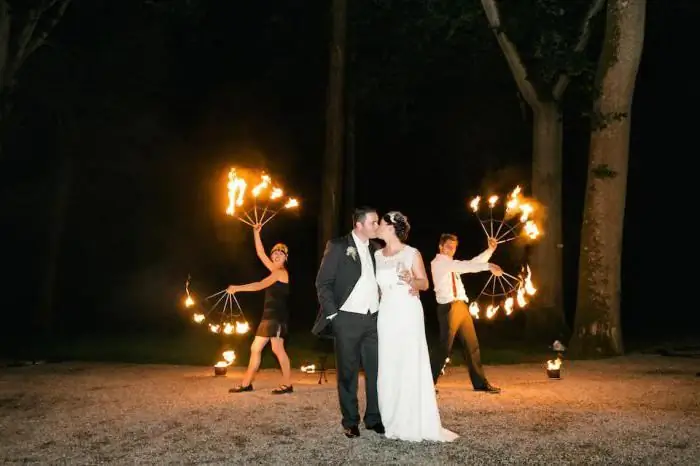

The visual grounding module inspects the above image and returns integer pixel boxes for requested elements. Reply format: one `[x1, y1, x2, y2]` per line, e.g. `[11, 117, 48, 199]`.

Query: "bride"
[375, 211, 458, 442]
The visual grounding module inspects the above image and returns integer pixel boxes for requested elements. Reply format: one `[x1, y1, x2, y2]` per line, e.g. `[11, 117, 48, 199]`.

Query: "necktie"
[451, 272, 458, 300]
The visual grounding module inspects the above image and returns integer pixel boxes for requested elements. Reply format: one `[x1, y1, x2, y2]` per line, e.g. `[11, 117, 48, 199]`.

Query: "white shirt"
[328, 232, 379, 319]
[430, 249, 493, 304]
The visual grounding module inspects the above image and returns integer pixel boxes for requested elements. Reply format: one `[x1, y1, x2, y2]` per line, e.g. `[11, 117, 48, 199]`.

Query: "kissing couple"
[312, 207, 457, 442]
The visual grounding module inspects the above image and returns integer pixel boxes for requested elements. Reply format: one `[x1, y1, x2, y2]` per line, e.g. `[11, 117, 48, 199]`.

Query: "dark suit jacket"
[311, 233, 379, 338]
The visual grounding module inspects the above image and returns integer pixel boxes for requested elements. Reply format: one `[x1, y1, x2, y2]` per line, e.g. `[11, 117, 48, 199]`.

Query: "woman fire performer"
[227, 224, 292, 395]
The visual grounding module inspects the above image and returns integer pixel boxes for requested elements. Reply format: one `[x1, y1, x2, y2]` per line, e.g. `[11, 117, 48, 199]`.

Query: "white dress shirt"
[430, 249, 493, 304]
[328, 232, 379, 320]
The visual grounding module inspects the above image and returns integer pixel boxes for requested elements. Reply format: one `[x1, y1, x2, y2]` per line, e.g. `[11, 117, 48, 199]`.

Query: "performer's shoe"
[474, 382, 501, 394]
[365, 422, 385, 434]
[343, 425, 360, 438]
[228, 384, 253, 393]
[271, 384, 293, 394]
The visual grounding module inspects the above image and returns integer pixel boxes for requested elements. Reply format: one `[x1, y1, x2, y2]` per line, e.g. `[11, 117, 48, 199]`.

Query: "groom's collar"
[351, 231, 369, 247]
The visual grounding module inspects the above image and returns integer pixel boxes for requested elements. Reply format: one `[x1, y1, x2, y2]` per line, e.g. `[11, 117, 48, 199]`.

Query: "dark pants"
[431, 301, 487, 389]
[333, 310, 381, 429]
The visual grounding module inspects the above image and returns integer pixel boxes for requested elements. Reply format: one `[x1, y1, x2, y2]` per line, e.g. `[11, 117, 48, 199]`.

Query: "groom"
[312, 207, 384, 438]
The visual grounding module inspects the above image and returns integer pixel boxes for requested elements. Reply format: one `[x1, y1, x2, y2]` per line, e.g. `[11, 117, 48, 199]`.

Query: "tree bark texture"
[570, 0, 646, 358]
[319, 0, 346, 259]
[481, 0, 566, 338]
[527, 102, 566, 339]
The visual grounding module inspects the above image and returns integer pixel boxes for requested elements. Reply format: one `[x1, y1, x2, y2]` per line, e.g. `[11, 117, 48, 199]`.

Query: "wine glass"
[396, 261, 411, 285]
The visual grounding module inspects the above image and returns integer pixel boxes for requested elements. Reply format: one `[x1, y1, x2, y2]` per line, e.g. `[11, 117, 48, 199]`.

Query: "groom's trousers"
[333, 310, 381, 429]
[430, 300, 488, 389]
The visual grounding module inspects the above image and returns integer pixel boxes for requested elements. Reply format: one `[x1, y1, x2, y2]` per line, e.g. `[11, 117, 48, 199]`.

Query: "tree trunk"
[319, 0, 346, 259]
[569, 0, 646, 358]
[344, 91, 356, 228]
[35, 155, 73, 335]
[527, 101, 567, 340]
[480, 0, 568, 341]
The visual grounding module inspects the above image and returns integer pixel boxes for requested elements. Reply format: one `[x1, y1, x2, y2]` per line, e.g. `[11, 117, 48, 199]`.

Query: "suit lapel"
[346, 234, 362, 278]
[368, 241, 378, 272]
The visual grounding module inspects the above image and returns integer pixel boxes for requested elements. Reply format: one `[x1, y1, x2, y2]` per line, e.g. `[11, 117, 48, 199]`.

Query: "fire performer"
[227, 224, 293, 395]
[429, 234, 503, 394]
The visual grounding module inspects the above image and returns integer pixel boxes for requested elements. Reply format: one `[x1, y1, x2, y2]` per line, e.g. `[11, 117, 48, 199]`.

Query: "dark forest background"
[0, 0, 692, 357]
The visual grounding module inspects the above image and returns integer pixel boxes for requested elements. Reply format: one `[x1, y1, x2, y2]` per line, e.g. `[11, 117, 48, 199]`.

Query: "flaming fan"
[226, 168, 299, 227]
[183, 275, 250, 335]
[467, 186, 541, 320]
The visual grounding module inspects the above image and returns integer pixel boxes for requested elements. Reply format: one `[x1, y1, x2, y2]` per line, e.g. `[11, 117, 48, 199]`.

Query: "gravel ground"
[0, 355, 698, 465]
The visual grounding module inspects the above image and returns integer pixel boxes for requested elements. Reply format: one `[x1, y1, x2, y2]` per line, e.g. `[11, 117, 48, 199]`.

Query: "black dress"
[255, 280, 290, 338]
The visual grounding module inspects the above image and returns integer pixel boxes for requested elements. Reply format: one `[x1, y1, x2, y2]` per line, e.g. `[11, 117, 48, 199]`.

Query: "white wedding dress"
[375, 246, 459, 442]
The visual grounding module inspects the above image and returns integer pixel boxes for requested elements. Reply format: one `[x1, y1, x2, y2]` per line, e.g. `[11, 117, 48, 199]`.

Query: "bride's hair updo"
[383, 211, 411, 242]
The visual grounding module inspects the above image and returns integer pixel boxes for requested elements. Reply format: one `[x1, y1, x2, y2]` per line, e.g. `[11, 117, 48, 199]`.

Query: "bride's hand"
[398, 270, 412, 284]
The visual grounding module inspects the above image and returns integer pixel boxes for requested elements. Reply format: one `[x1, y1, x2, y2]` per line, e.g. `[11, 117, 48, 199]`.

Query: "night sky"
[1, 1, 693, 343]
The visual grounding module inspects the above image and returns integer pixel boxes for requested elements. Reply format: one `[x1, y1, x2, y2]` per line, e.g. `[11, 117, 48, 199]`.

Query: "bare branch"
[24, 0, 72, 60]
[553, 0, 606, 100]
[480, 0, 541, 108]
[11, 9, 41, 78]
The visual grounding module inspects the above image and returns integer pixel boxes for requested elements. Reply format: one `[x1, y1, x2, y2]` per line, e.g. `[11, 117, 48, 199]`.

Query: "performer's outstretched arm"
[316, 240, 341, 319]
[227, 269, 286, 293]
[253, 224, 275, 272]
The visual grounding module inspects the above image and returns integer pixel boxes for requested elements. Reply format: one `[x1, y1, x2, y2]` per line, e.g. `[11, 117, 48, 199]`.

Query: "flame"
[521, 265, 536, 296]
[284, 198, 299, 209]
[469, 301, 480, 319]
[523, 220, 540, 239]
[487, 195, 498, 208]
[215, 350, 235, 369]
[226, 168, 247, 215]
[252, 173, 271, 197]
[270, 187, 283, 199]
[469, 196, 481, 212]
[223, 350, 235, 364]
[518, 203, 532, 222]
[235, 321, 250, 334]
[193, 313, 205, 323]
[184, 296, 194, 307]
[208, 323, 220, 334]
[301, 364, 316, 373]
[440, 357, 451, 375]
[223, 322, 234, 335]
[547, 357, 562, 371]
[506, 186, 522, 212]
[503, 297, 514, 315]
[485, 304, 499, 319]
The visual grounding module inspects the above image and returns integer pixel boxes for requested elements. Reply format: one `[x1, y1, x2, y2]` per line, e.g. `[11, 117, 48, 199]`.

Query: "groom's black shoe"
[474, 382, 501, 394]
[343, 426, 360, 438]
[366, 422, 385, 434]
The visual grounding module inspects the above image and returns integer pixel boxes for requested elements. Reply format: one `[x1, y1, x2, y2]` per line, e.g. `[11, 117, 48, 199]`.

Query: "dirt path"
[1, 355, 697, 464]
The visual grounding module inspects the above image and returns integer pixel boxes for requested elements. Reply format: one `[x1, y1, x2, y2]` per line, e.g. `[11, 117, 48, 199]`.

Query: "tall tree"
[0, 0, 71, 140]
[319, 0, 347, 257]
[570, 0, 646, 358]
[479, 0, 605, 339]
